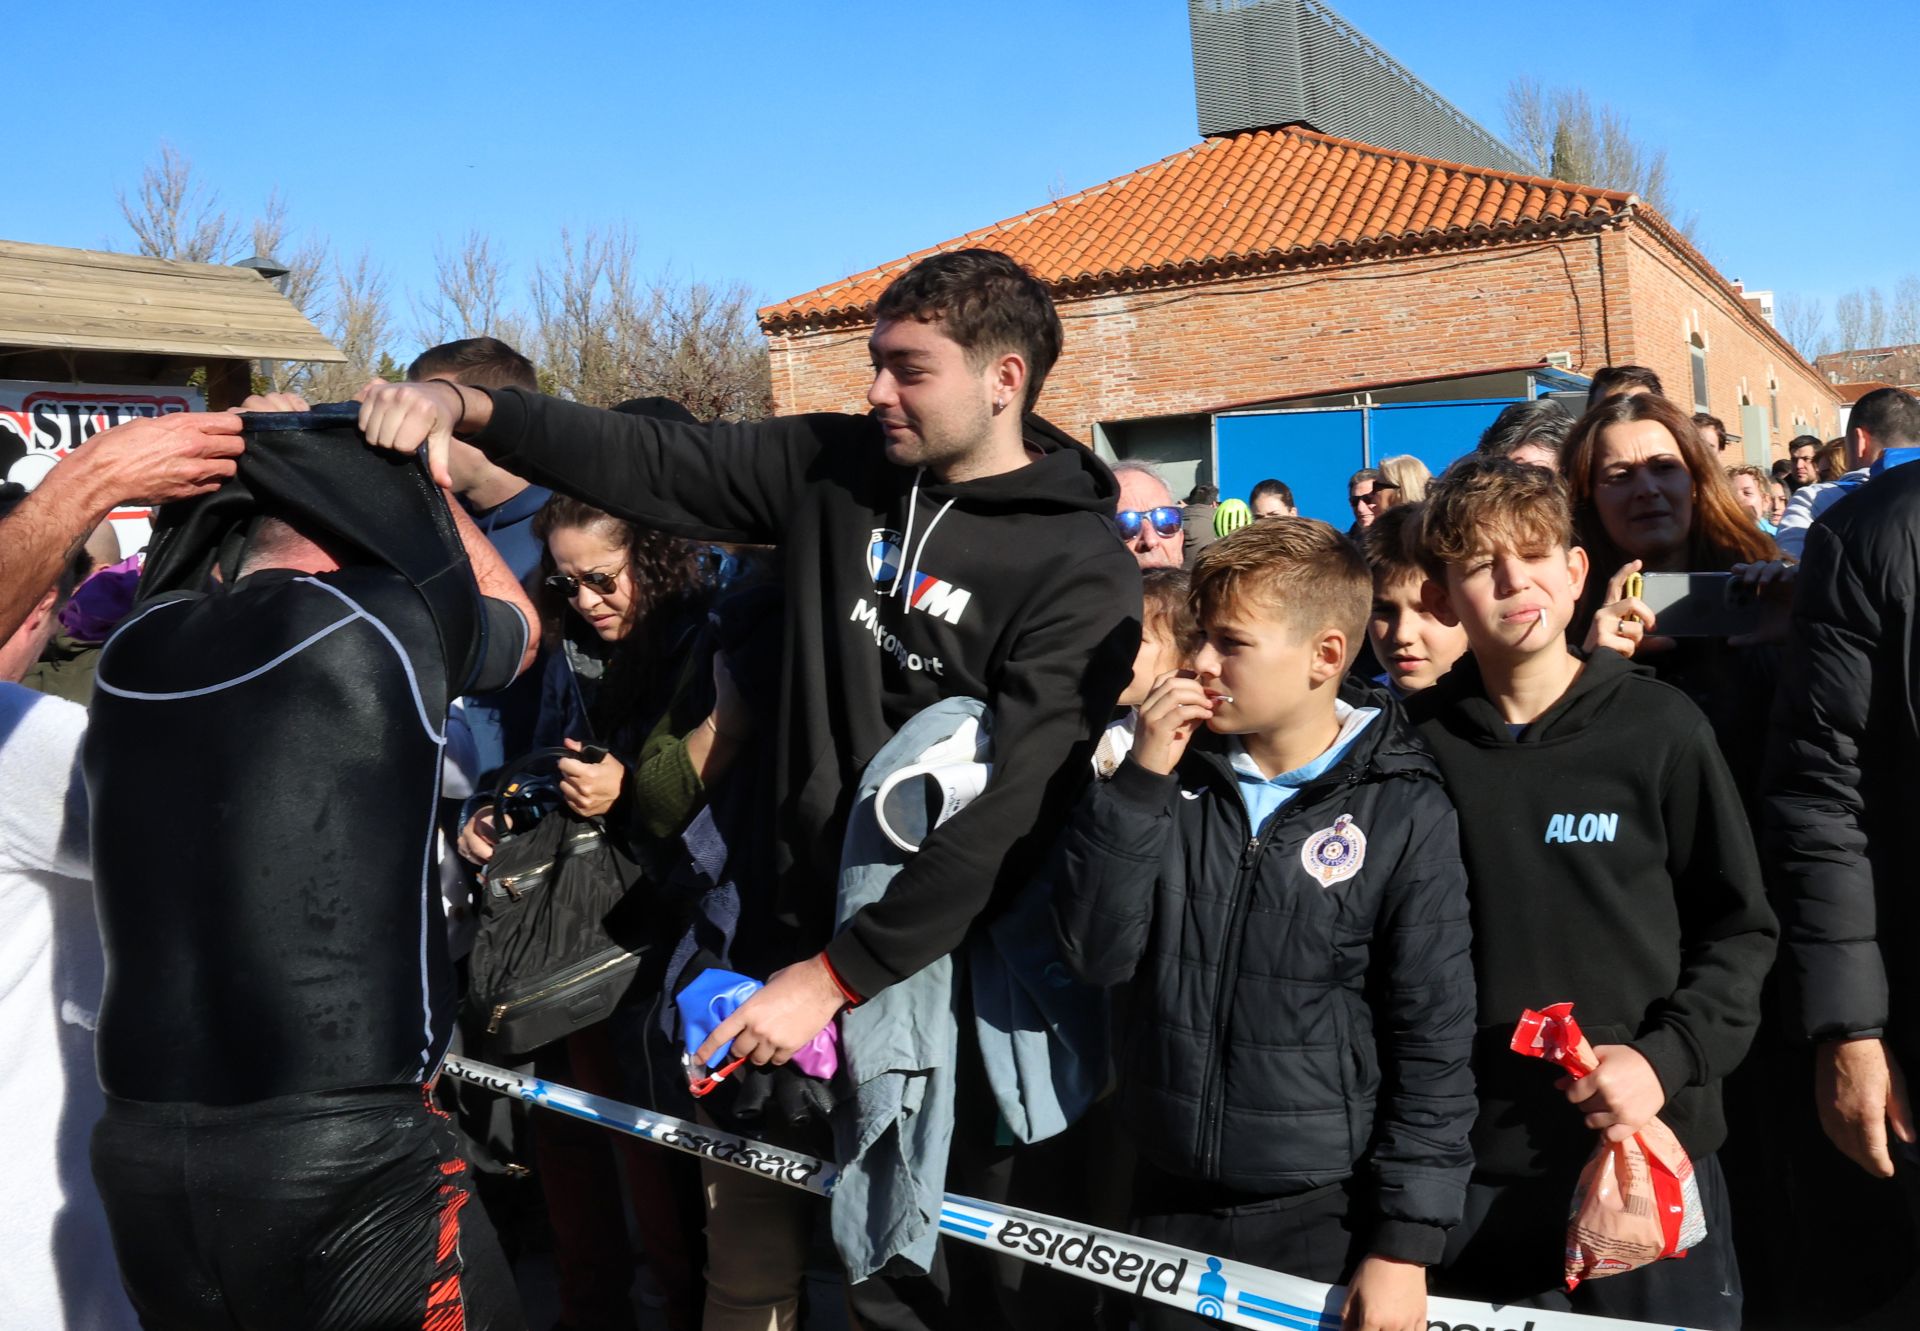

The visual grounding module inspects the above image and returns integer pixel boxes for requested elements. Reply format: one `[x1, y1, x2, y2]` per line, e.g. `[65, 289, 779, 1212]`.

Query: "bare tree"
[1888, 275, 1920, 349]
[530, 226, 649, 406]
[632, 279, 772, 421]
[1504, 76, 1555, 179]
[249, 190, 333, 393]
[250, 190, 328, 315]
[414, 230, 529, 352]
[1833, 289, 1868, 355]
[119, 144, 243, 263]
[1775, 294, 1828, 360]
[298, 250, 395, 402]
[1503, 80, 1691, 235]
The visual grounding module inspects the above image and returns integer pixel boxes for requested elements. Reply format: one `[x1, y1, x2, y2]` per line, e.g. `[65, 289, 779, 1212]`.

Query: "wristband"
[820, 952, 862, 1008]
[442, 380, 470, 429]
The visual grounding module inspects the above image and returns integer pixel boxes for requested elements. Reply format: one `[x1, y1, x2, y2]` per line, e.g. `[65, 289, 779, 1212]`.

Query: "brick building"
[1816, 344, 1920, 393]
[759, 125, 1837, 517]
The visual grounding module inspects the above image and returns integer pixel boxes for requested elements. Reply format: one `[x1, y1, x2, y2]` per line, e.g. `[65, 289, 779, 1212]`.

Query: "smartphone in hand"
[1638, 572, 1777, 638]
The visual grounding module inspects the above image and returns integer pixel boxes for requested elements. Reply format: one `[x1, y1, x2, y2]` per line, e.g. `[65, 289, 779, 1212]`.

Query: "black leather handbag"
[464, 747, 646, 1060]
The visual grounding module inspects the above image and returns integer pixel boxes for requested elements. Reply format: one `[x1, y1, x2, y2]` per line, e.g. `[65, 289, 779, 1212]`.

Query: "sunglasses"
[1348, 484, 1399, 509]
[544, 570, 621, 598]
[1116, 506, 1183, 538]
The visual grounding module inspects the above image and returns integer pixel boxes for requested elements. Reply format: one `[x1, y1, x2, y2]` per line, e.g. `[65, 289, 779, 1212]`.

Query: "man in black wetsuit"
[82, 410, 539, 1331]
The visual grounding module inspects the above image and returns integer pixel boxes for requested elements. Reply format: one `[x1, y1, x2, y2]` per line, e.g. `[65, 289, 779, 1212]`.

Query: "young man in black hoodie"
[1407, 456, 1776, 1330]
[356, 250, 1141, 1324]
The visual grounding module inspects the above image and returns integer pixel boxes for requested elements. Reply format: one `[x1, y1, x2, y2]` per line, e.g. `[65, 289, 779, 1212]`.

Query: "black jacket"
[1765, 461, 1920, 1071]
[1052, 692, 1476, 1265]
[1408, 648, 1777, 1177]
[470, 390, 1141, 998]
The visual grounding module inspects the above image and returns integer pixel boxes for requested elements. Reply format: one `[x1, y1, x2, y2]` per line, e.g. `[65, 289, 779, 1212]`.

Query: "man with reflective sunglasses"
[1113, 459, 1185, 569]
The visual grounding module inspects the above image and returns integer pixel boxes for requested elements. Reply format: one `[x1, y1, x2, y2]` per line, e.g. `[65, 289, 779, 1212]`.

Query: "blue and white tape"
[440, 1056, 1694, 1331]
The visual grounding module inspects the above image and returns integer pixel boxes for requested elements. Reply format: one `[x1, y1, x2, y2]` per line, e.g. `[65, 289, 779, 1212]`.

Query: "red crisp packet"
[1511, 1002, 1597, 1078]
[1511, 1003, 1707, 1289]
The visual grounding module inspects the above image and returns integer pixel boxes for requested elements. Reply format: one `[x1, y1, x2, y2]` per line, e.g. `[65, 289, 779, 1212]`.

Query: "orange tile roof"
[1833, 381, 1900, 403]
[760, 124, 1635, 332]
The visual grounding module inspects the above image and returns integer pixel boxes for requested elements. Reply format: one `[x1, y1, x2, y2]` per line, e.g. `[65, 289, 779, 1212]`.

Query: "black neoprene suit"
[84, 561, 527, 1331]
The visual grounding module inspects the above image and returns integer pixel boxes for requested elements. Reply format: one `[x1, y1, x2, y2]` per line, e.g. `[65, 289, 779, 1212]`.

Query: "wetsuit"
[84, 564, 529, 1331]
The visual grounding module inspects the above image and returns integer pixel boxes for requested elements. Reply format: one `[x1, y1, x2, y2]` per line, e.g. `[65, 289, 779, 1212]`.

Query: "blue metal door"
[1214, 399, 1523, 528]
[1215, 409, 1364, 527]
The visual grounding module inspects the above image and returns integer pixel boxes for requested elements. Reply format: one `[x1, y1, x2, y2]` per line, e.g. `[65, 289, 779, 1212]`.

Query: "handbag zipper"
[487, 950, 635, 1034]
[488, 827, 605, 900]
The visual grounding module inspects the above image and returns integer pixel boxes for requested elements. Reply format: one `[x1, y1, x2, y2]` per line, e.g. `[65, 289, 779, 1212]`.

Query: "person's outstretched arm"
[357, 380, 826, 542]
[0, 414, 244, 640]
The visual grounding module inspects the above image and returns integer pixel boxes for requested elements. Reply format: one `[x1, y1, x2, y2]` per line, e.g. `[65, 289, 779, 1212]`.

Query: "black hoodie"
[1406, 648, 1777, 1177]
[469, 389, 1141, 997]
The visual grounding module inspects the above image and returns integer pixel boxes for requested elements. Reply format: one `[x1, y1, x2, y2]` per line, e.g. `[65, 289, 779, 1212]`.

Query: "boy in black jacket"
[1407, 457, 1776, 1331]
[1054, 519, 1476, 1331]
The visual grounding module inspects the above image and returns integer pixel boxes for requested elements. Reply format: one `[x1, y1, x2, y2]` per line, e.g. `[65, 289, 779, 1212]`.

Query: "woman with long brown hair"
[1562, 391, 1790, 806]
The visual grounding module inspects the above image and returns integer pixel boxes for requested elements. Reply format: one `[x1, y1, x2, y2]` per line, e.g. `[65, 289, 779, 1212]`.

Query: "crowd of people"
[4, 245, 1920, 1331]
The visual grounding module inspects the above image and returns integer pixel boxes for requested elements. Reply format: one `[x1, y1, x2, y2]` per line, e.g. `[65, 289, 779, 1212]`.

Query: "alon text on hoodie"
[1406, 648, 1777, 1178]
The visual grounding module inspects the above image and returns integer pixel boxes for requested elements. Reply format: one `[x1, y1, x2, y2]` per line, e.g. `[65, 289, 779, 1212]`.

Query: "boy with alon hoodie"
[1054, 518, 1476, 1331]
[1407, 456, 1776, 1330]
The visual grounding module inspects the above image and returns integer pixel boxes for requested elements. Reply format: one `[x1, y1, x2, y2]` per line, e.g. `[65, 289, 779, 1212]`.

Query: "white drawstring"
[903, 498, 956, 600]
[894, 464, 925, 595]
[890, 469, 925, 597]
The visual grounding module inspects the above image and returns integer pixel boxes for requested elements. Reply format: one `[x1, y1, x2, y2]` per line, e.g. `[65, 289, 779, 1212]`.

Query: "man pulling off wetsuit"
[82, 403, 539, 1331]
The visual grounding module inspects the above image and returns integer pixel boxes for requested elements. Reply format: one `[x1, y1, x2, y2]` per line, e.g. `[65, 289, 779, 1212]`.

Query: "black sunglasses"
[1116, 506, 1183, 538]
[544, 570, 621, 597]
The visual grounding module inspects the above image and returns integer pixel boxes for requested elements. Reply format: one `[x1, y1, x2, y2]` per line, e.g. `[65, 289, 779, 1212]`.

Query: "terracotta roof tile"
[760, 124, 1636, 330]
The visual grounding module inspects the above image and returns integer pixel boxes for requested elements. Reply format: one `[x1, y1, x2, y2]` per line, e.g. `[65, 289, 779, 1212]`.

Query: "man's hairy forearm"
[0, 457, 110, 642]
[446, 492, 540, 674]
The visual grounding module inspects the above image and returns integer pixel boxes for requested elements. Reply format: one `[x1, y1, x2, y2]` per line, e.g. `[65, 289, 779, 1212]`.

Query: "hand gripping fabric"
[137, 403, 488, 695]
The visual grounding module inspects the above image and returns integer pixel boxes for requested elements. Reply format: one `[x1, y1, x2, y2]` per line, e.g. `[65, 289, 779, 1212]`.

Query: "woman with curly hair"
[459, 494, 732, 1331]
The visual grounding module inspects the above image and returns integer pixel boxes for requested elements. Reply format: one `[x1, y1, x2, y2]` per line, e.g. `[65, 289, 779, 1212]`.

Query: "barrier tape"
[441, 1056, 1696, 1331]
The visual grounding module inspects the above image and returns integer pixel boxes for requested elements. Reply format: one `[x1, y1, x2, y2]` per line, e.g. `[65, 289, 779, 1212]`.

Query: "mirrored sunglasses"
[1116, 506, 1183, 538]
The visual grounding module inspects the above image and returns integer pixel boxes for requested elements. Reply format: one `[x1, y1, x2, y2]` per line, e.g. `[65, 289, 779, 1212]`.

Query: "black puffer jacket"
[1052, 691, 1475, 1264]
[1765, 460, 1920, 1073]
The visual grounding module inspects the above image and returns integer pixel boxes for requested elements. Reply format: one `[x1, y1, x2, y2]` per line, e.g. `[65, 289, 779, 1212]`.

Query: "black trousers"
[1434, 1152, 1742, 1331]
[92, 1085, 525, 1331]
[1130, 1163, 1360, 1331]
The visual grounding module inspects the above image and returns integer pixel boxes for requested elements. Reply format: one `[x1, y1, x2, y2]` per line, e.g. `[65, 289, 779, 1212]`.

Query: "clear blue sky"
[7, 0, 1906, 354]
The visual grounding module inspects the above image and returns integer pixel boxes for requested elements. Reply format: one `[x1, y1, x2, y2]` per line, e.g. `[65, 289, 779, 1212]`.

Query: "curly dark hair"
[532, 495, 712, 736]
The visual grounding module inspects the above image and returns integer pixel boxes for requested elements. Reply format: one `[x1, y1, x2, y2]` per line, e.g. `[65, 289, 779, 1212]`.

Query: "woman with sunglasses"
[458, 495, 729, 1331]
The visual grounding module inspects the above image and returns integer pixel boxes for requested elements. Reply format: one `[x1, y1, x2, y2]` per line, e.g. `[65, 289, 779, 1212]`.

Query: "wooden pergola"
[0, 238, 343, 406]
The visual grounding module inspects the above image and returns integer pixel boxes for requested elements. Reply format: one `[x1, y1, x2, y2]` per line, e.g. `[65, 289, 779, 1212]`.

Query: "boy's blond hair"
[1417, 456, 1573, 582]
[1191, 517, 1370, 658]
[1362, 503, 1428, 591]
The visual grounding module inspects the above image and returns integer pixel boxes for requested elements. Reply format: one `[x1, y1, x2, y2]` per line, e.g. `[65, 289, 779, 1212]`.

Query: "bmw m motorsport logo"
[864, 528, 973, 625]
[868, 528, 904, 588]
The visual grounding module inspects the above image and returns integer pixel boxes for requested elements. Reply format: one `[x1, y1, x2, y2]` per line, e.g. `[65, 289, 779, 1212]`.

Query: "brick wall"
[1613, 225, 1840, 454]
[765, 224, 1838, 454]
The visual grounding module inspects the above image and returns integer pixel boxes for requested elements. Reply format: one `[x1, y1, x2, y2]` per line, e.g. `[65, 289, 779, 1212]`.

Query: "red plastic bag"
[1511, 1003, 1707, 1289]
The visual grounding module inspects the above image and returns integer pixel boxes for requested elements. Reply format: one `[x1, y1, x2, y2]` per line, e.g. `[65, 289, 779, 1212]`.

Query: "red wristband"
[820, 952, 862, 1008]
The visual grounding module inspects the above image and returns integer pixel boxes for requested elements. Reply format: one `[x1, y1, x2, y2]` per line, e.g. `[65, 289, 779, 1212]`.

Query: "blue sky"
[7, 0, 1906, 353]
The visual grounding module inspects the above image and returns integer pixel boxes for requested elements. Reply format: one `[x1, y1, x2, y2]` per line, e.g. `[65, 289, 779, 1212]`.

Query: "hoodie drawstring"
[903, 498, 956, 601]
[889, 469, 924, 598]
